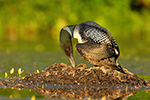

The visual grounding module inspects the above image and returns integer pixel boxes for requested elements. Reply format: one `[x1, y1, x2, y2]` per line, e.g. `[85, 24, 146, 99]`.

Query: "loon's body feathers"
[74, 21, 112, 45]
[60, 21, 125, 73]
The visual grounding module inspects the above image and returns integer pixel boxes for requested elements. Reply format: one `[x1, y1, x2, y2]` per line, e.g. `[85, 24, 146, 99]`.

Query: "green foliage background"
[0, 1, 150, 99]
[0, 0, 150, 54]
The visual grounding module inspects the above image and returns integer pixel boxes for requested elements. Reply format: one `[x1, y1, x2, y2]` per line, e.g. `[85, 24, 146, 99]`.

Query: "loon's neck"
[73, 25, 85, 43]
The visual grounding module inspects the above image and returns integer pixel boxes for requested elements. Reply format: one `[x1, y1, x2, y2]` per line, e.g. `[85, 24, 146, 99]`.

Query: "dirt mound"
[22, 63, 148, 86]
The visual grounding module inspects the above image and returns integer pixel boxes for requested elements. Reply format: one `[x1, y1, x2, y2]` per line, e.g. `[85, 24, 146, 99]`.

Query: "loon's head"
[60, 25, 75, 67]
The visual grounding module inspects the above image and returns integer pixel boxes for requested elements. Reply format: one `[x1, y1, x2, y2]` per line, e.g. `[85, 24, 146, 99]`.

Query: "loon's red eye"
[67, 48, 70, 52]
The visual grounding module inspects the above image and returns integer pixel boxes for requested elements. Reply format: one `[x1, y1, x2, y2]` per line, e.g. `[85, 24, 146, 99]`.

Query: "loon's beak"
[69, 54, 75, 67]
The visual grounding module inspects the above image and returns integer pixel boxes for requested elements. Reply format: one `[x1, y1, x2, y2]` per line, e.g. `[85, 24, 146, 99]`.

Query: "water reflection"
[1, 79, 150, 100]
[27, 84, 139, 99]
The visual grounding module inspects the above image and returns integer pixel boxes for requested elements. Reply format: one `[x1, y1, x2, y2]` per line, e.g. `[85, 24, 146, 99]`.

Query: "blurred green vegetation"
[0, 88, 45, 99]
[0, 0, 150, 54]
[127, 90, 150, 100]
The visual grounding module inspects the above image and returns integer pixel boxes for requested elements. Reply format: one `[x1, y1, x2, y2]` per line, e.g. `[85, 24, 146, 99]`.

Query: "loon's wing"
[75, 41, 122, 70]
[75, 41, 114, 64]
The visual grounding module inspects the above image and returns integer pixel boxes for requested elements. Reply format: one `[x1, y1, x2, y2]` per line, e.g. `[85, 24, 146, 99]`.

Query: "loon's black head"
[60, 25, 75, 67]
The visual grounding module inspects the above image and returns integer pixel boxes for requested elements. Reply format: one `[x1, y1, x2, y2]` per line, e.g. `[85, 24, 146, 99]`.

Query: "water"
[0, 50, 150, 100]
[0, 82, 150, 100]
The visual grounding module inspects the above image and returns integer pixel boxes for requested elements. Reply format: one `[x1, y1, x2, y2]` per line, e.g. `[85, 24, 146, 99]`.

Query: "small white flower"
[18, 68, 24, 77]
[10, 68, 14, 74]
[36, 70, 39, 73]
[5, 72, 8, 78]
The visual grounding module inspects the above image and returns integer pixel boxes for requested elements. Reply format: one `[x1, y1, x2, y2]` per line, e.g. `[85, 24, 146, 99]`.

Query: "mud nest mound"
[22, 63, 148, 86]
